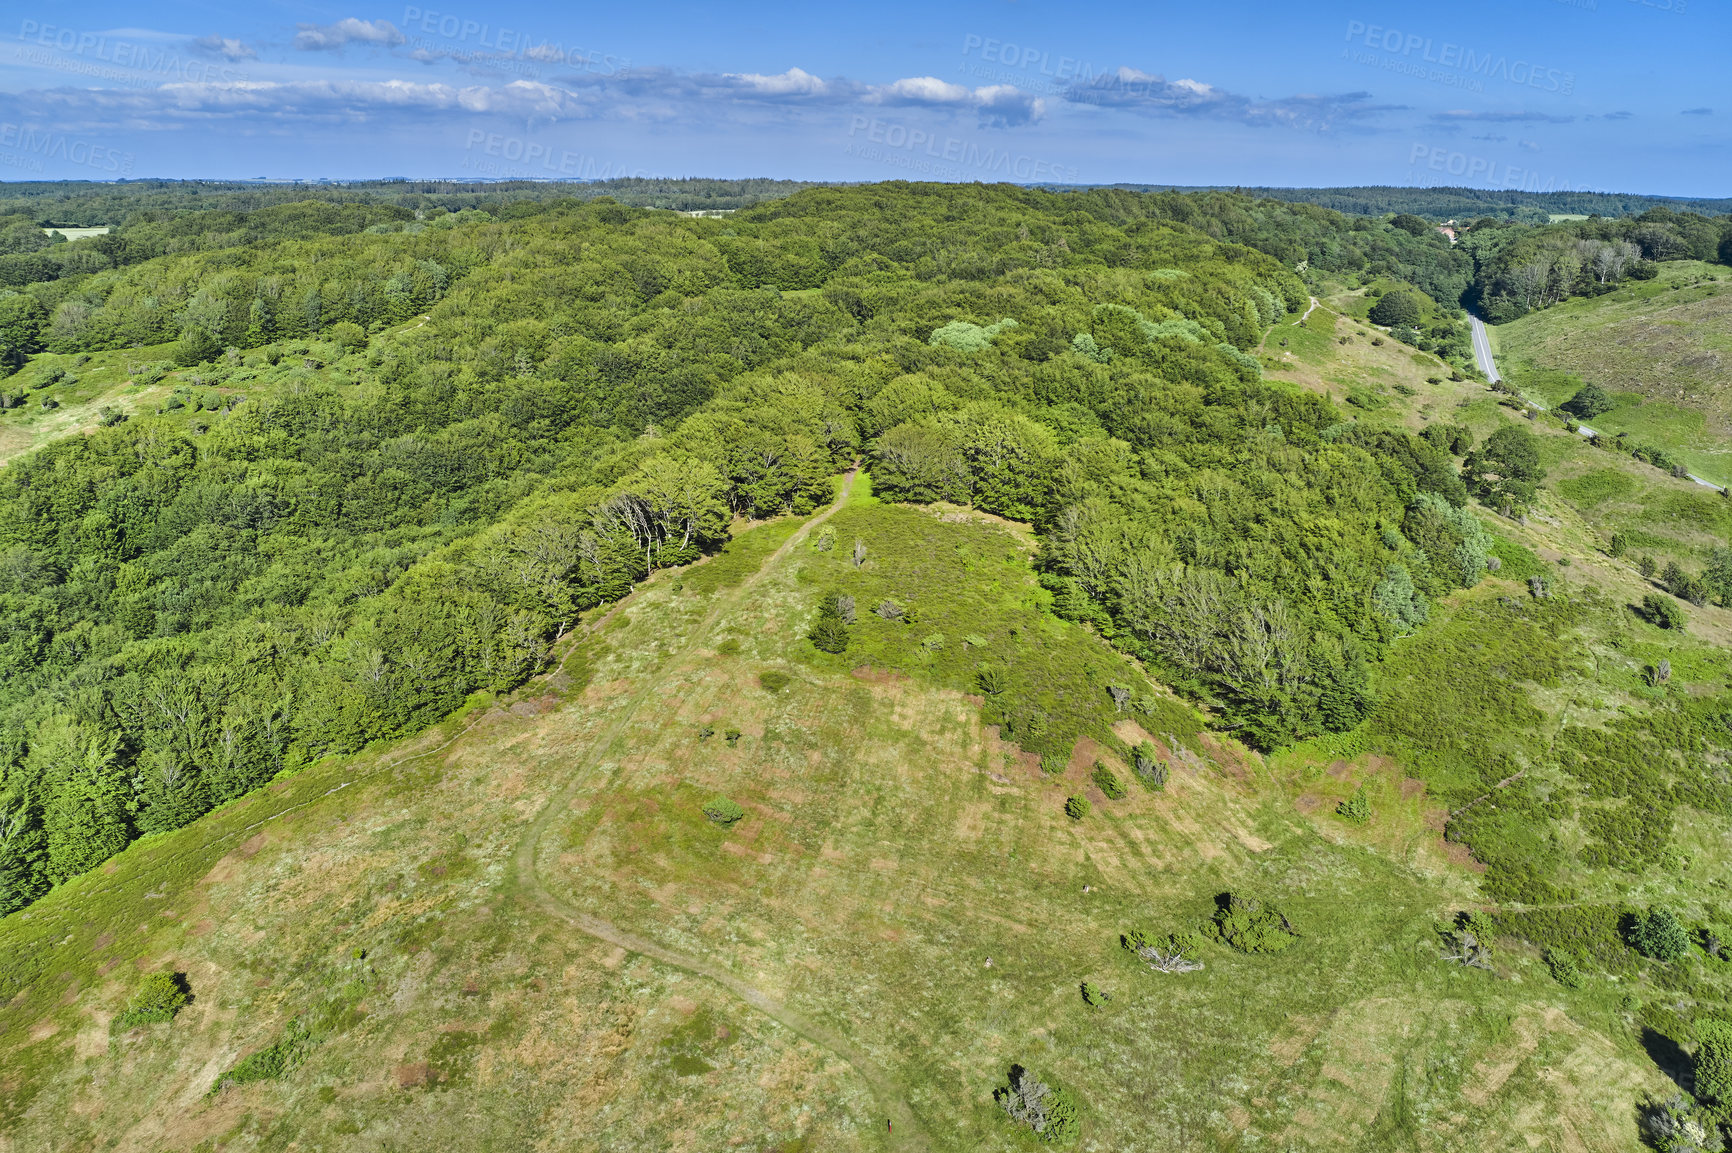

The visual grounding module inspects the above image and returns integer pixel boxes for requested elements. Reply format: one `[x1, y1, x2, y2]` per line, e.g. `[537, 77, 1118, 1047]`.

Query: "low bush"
[1040, 754, 1068, 775]
[209, 1020, 315, 1096]
[1210, 893, 1297, 954]
[758, 670, 791, 691]
[1639, 1092, 1723, 1153]
[115, 972, 191, 1027]
[1132, 741, 1168, 790]
[1696, 1021, 1732, 1107]
[1079, 982, 1108, 1008]
[1336, 786, 1370, 825]
[1543, 946, 1584, 989]
[1629, 908, 1691, 961]
[1091, 762, 1125, 799]
[1494, 905, 1633, 971]
[1064, 796, 1090, 820]
[702, 797, 746, 827]
[995, 1065, 1081, 1145]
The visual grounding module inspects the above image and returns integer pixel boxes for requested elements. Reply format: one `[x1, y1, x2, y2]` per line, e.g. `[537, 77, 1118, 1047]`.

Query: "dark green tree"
[1369, 291, 1423, 327]
[1462, 425, 1545, 510]
[1560, 382, 1613, 420]
[173, 326, 221, 367]
[1627, 908, 1690, 960]
[0, 293, 46, 373]
[808, 592, 850, 653]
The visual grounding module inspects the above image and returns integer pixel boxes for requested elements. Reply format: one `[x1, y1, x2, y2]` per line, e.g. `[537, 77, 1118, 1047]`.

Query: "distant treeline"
[1089, 184, 1732, 223]
[0, 178, 825, 226]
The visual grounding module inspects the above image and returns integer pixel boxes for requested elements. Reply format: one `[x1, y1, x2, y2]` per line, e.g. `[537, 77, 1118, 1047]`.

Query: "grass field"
[1494, 259, 1732, 484]
[0, 459, 1699, 1152]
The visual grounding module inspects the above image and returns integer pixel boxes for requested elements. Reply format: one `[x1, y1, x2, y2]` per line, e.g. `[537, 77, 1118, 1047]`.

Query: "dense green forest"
[1460, 207, 1732, 320]
[1208, 185, 1732, 222]
[0, 181, 1550, 917]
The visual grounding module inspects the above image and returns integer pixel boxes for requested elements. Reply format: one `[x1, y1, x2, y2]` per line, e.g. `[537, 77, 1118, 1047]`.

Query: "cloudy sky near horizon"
[0, 0, 1726, 196]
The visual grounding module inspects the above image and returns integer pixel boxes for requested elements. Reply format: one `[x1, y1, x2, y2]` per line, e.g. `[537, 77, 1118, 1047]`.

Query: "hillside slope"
[0, 470, 1680, 1152]
[1494, 260, 1732, 483]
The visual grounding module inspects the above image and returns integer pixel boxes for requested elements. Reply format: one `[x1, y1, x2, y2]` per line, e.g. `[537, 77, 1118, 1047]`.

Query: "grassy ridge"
[0, 490, 1687, 1151]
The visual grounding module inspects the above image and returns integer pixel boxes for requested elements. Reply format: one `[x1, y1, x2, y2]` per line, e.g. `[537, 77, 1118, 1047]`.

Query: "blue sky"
[0, 0, 1725, 194]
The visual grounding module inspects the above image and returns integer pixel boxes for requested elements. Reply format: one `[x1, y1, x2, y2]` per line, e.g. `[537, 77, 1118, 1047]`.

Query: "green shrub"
[724, 729, 741, 746]
[1064, 796, 1090, 821]
[1494, 905, 1632, 971]
[1132, 741, 1168, 790]
[1629, 908, 1691, 961]
[1639, 1092, 1723, 1152]
[1080, 982, 1109, 1008]
[209, 1019, 314, 1095]
[1543, 946, 1583, 989]
[758, 670, 791, 692]
[1040, 754, 1068, 775]
[1696, 1020, 1732, 1106]
[976, 663, 1009, 695]
[1642, 593, 1687, 630]
[1459, 910, 1497, 941]
[1336, 786, 1370, 825]
[115, 972, 191, 1026]
[1091, 762, 1125, 800]
[716, 638, 741, 656]
[1370, 291, 1422, 327]
[702, 797, 746, 827]
[1560, 382, 1614, 420]
[995, 1065, 1081, 1145]
[809, 592, 851, 653]
[1210, 894, 1297, 954]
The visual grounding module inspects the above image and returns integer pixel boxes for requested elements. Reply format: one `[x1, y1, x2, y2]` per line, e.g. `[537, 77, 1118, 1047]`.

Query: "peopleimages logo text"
[960, 34, 1101, 83]
[1344, 21, 1575, 94]
[846, 117, 1079, 182]
[15, 21, 249, 83]
[0, 123, 134, 176]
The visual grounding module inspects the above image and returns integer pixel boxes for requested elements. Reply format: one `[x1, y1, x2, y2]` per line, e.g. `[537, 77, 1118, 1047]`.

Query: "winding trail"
[511, 467, 932, 1151]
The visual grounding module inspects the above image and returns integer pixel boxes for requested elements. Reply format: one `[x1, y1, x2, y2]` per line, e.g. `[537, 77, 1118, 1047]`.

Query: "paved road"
[1470, 313, 1723, 492]
[1468, 314, 1500, 383]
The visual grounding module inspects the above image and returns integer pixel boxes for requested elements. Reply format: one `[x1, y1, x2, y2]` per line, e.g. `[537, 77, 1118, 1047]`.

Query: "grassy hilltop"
[1, 182, 1731, 1150]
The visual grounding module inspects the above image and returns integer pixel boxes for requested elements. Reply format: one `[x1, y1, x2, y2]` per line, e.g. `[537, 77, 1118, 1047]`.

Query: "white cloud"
[1430, 109, 1574, 124]
[192, 35, 256, 61]
[1065, 66, 1396, 131]
[722, 67, 829, 97]
[293, 18, 406, 52]
[20, 78, 593, 126]
[863, 76, 1044, 126]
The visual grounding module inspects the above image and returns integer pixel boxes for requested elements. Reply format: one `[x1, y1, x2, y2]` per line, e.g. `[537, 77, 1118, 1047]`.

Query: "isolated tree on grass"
[1462, 425, 1546, 512]
[1628, 907, 1690, 961]
[117, 972, 192, 1026]
[1643, 593, 1687, 630]
[1369, 291, 1423, 327]
[1560, 382, 1613, 420]
[995, 1065, 1081, 1145]
[808, 592, 850, 653]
